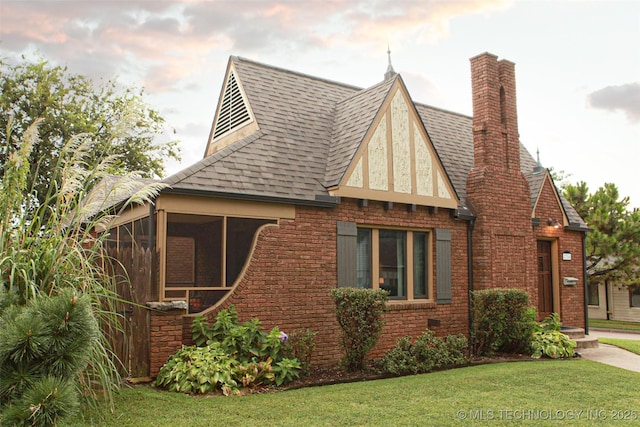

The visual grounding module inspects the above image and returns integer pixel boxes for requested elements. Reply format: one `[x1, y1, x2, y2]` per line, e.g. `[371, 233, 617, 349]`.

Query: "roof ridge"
[415, 101, 472, 120]
[232, 56, 364, 92]
[334, 75, 397, 106]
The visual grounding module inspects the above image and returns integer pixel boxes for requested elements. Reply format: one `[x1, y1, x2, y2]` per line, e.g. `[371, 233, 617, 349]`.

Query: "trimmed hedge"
[330, 288, 388, 372]
[472, 288, 536, 355]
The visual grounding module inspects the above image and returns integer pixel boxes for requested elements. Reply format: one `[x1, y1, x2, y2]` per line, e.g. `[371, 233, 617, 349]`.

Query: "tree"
[564, 181, 640, 287]
[0, 58, 180, 209]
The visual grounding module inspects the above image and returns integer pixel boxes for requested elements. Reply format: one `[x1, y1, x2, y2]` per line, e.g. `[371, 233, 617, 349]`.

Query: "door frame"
[537, 238, 561, 318]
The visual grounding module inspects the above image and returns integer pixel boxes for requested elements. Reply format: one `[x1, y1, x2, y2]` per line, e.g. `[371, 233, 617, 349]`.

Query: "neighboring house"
[104, 52, 589, 378]
[588, 281, 640, 322]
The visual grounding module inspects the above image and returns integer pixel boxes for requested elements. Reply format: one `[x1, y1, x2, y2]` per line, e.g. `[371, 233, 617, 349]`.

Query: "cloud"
[588, 83, 640, 123]
[1, 0, 511, 93]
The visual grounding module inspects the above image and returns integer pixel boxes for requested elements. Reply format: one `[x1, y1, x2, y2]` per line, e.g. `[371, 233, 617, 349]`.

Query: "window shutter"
[336, 221, 357, 287]
[435, 228, 452, 304]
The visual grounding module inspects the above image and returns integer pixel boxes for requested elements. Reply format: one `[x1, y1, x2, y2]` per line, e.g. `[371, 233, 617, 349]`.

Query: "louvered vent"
[212, 71, 251, 139]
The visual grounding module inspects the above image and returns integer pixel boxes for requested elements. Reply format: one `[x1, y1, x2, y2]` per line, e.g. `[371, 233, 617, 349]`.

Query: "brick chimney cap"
[470, 52, 499, 61]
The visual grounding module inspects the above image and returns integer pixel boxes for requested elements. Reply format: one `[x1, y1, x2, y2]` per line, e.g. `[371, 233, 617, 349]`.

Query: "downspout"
[467, 217, 476, 352]
[604, 280, 610, 321]
[582, 232, 589, 334]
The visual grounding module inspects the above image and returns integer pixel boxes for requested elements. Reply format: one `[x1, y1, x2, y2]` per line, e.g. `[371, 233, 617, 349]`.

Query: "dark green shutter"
[336, 221, 357, 287]
[435, 228, 452, 304]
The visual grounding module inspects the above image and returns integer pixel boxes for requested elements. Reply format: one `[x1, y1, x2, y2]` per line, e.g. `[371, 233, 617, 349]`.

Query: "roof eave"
[162, 186, 339, 208]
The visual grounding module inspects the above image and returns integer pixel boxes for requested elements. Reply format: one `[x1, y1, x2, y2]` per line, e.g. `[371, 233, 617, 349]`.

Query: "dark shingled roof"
[164, 56, 586, 228]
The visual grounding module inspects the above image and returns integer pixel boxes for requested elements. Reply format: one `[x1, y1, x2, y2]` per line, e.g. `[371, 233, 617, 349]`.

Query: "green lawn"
[66, 360, 640, 427]
[599, 338, 640, 355]
[589, 318, 640, 332]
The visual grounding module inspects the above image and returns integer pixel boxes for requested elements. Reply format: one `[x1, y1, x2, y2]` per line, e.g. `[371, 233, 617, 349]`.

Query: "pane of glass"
[357, 229, 371, 289]
[413, 232, 428, 298]
[379, 230, 406, 298]
[631, 287, 640, 308]
[588, 283, 599, 306]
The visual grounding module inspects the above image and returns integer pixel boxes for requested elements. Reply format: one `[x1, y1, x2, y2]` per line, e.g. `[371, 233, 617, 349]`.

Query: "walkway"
[579, 329, 640, 373]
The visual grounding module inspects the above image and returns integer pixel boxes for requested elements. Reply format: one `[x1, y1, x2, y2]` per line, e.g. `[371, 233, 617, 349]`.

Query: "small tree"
[564, 181, 640, 288]
[330, 288, 388, 372]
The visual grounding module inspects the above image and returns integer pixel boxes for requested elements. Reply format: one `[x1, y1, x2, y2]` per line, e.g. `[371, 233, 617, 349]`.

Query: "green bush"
[330, 288, 388, 372]
[531, 313, 576, 359]
[378, 330, 469, 376]
[282, 328, 317, 375]
[472, 288, 536, 355]
[157, 305, 301, 394]
[155, 345, 240, 396]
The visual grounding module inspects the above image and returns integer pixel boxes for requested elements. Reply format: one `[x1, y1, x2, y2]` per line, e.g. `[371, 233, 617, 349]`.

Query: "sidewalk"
[578, 329, 640, 373]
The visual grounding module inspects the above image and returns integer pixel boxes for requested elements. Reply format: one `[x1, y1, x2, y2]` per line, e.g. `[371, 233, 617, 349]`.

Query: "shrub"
[472, 288, 536, 355]
[154, 345, 239, 396]
[531, 313, 576, 359]
[158, 305, 301, 394]
[330, 288, 388, 372]
[282, 328, 317, 375]
[378, 330, 469, 376]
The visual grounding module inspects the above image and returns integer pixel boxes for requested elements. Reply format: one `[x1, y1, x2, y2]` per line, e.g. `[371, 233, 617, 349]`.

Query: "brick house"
[106, 52, 589, 378]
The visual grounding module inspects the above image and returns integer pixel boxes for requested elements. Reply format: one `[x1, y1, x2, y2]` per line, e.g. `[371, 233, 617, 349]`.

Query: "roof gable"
[529, 169, 571, 226]
[204, 61, 259, 157]
[331, 77, 458, 208]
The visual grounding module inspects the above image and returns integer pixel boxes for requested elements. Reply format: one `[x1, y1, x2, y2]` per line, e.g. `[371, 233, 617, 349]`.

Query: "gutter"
[162, 187, 340, 208]
[467, 217, 476, 353]
[582, 232, 589, 334]
[453, 207, 476, 353]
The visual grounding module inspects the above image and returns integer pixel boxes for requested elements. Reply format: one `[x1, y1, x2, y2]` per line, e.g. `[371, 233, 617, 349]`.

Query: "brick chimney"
[466, 53, 535, 296]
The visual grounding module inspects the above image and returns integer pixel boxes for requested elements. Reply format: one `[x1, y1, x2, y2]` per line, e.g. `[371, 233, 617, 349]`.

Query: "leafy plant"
[191, 306, 287, 363]
[161, 306, 302, 394]
[472, 288, 536, 355]
[283, 328, 317, 375]
[530, 313, 576, 359]
[154, 345, 239, 396]
[330, 288, 388, 372]
[378, 330, 468, 376]
[273, 358, 302, 386]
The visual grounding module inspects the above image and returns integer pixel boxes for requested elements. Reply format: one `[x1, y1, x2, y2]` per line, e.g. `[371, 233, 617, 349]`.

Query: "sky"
[1, 0, 639, 207]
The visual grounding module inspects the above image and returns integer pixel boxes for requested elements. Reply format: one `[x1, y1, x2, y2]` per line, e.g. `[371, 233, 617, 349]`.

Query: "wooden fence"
[106, 246, 157, 379]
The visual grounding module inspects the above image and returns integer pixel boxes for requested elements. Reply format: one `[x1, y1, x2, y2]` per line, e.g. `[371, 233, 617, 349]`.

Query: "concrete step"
[558, 327, 599, 349]
[561, 327, 586, 339]
[574, 336, 599, 349]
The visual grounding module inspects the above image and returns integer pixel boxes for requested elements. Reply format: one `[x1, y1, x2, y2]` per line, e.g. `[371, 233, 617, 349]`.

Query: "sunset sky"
[2, 0, 639, 206]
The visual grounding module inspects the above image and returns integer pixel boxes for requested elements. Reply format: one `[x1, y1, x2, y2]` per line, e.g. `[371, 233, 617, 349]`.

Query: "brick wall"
[467, 53, 537, 301]
[189, 199, 470, 366]
[149, 309, 184, 377]
[534, 176, 586, 327]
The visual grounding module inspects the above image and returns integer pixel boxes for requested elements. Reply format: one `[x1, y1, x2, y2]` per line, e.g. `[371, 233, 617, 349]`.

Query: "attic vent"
[212, 71, 251, 139]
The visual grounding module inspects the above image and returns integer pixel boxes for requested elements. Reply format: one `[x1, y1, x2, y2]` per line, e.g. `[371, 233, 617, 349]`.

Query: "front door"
[537, 240, 553, 319]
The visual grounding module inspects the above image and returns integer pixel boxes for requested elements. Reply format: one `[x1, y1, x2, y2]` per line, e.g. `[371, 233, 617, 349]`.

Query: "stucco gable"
[331, 78, 458, 209]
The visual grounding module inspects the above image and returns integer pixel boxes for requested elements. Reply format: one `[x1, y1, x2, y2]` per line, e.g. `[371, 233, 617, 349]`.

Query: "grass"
[598, 338, 640, 355]
[589, 319, 640, 331]
[65, 360, 640, 427]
